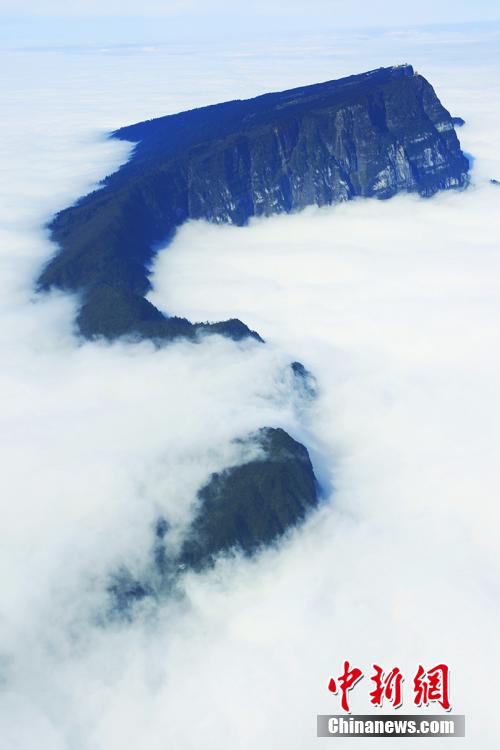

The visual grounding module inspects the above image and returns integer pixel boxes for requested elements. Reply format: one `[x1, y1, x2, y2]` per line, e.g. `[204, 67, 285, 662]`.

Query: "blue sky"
[2, 1, 500, 46]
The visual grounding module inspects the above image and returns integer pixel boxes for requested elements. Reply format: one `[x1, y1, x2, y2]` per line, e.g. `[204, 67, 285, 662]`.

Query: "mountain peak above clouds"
[38, 64, 469, 343]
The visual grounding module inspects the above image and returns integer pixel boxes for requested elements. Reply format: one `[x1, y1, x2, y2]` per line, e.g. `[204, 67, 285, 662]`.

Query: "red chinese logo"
[327, 662, 451, 712]
[370, 664, 404, 708]
[414, 664, 451, 711]
[327, 660, 364, 713]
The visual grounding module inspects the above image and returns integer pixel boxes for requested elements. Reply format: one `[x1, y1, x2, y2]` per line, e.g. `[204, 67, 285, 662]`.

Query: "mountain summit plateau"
[38, 64, 469, 341]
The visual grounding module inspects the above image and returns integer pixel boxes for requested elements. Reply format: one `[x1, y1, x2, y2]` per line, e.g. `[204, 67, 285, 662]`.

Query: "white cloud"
[0, 26, 499, 750]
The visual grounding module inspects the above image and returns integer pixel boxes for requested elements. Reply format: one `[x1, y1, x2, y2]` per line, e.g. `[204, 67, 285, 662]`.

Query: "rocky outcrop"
[38, 64, 469, 342]
[179, 427, 319, 570]
[108, 427, 319, 614]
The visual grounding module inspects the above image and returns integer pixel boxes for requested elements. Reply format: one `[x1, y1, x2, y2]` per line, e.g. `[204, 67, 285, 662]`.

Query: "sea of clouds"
[0, 24, 499, 749]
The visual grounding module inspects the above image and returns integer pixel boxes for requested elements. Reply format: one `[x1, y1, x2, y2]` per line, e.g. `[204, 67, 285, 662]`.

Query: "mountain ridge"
[36, 64, 470, 579]
[38, 64, 469, 342]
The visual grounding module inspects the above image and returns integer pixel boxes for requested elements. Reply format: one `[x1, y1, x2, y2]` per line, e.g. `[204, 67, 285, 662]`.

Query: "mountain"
[38, 64, 469, 342]
[179, 427, 319, 570]
[109, 427, 319, 614]
[37, 66, 469, 580]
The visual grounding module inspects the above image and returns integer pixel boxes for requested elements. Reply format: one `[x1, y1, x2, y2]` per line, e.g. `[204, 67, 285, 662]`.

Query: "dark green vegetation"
[108, 428, 318, 615]
[38, 64, 469, 342]
[77, 284, 262, 342]
[179, 427, 318, 569]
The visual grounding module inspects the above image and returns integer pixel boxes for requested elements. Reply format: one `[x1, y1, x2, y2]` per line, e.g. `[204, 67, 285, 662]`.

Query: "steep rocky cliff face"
[38, 64, 468, 342]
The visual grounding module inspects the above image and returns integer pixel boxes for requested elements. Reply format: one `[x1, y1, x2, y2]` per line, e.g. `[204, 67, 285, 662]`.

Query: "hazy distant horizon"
[2, 2, 500, 49]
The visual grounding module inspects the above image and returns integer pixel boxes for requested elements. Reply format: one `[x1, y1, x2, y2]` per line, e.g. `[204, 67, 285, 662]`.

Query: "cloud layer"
[0, 25, 499, 750]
